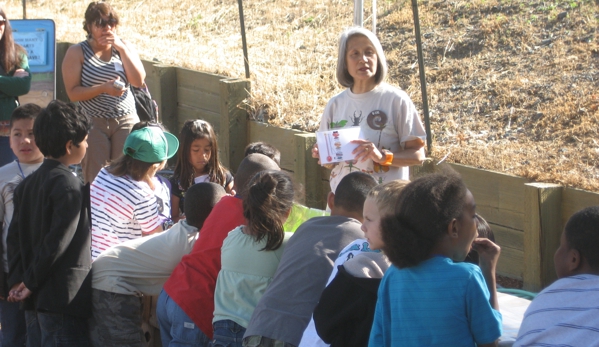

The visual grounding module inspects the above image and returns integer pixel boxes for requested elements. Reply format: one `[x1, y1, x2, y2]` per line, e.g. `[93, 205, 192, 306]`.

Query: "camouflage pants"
[242, 335, 296, 347]
[88, 288, 144, 347]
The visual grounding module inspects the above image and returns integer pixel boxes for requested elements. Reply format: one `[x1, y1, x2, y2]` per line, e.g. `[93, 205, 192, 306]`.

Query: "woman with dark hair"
[62, 1, 146, 184]
[312, 27, 426, 192]
[0, 7, 32, 167]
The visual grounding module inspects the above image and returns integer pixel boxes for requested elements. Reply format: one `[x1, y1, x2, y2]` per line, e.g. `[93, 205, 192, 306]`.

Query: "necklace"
[16, 160, 25, 179]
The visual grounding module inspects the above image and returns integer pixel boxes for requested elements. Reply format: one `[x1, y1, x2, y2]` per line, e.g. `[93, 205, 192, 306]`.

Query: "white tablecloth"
[497, 292, 531, 346]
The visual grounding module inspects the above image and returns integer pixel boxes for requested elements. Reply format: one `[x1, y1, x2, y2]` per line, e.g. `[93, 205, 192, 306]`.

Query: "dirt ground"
[8, 0, 598, 191]
[497, 274, 523, 289]
[266, 0, 599, 192]
[378, 1, 599, 192]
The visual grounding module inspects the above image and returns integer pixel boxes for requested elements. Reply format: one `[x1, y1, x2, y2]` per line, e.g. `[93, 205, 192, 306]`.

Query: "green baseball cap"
[123, 126, 179, 163]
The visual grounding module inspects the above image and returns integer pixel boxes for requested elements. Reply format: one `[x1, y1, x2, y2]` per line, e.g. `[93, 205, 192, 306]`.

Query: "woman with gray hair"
[312, 27, 426, 192]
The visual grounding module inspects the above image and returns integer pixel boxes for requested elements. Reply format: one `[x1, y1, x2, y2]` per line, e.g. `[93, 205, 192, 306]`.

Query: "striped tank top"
[79, 40, 136, 119]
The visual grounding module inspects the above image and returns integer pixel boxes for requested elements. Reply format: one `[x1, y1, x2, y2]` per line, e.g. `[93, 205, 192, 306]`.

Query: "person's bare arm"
[225, 181, 234, 194]
[477, 341, 498, 347]
[111, 37, 146, 88]
[472, 238, 501, 310]
[351, 138, 425, 166]
[62, 44, 124, 101]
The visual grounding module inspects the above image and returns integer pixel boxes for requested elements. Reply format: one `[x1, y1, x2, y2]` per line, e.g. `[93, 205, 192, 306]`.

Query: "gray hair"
[336, 27, 388, 88]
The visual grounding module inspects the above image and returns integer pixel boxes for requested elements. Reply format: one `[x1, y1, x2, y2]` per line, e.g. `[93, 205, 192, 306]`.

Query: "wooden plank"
[141, 60, 158, 89]
[497, 246, 524, 280]
[561, 187, 599, 228]
[176, 107, 221, 134]
[56, 42, 72, 102]
[176, 67, 225, 93]
[152, 65, 178, 138]
[410, 161, 434, 179]
[490, 224, 524, 252]
[475, 206, 524, 233]
[451, 163, 528, 231]
[218, 79, 250, 172]
[523, 183, 562, 292]
[295, 134, 324, 208]
[248, 121, 305, 172]
[177, 86, 221, 113]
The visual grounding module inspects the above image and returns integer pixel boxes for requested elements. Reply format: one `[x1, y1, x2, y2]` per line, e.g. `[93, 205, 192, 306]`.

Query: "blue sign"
[11, 19, 55, 73]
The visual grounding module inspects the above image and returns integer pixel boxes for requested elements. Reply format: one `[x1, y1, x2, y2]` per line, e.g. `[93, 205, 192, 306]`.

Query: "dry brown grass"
[4, 0, 599, 191]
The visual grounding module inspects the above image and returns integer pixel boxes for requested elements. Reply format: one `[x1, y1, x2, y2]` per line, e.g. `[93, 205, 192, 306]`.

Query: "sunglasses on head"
[94, 18, 117, 28]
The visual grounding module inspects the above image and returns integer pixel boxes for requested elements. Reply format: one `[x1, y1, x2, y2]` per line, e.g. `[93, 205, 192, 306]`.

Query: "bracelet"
[380, 150, 393, 166]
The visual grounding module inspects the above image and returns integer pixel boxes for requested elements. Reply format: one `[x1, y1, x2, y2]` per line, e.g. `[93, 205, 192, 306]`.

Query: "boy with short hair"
[243, 171, 377, 347]
[89, 182, 227, 347]
[514, 205, 599, 347]
[244, 141, 281, 166]
[0, 103, 43, 346]
[303, 180, 408, 347]
[7, 100, 93, 345]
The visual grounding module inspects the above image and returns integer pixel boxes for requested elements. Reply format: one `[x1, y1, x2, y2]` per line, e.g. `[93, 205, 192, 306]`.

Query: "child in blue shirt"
[369, 172, 503, 347]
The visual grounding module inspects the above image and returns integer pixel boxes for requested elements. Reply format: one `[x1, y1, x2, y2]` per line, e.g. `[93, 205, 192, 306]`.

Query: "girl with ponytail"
[210, 170, 295, 347]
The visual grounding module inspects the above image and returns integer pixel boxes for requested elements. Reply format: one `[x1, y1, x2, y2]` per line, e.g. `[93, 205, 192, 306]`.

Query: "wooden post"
[151, 65, 178, 133]
[219, 78, 250, 173]
[143, 63, 178, 167]
[55, 42, 72, 102]
[294, 133, 324, 208]
[523, 183, 563, 292]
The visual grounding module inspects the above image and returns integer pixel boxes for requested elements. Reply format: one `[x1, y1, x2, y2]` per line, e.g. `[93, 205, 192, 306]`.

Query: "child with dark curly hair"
[369, 172, 503, 347]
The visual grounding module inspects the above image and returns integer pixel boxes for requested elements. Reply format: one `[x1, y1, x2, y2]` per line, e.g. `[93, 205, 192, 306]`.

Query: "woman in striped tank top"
[62, 1, 146, 184]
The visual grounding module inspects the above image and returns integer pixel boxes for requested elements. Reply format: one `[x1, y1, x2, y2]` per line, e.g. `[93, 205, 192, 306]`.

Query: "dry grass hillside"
[5, 0, 599, 191]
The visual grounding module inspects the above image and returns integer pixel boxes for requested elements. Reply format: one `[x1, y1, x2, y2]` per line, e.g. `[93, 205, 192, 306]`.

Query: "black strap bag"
[131, 84, 158, 123]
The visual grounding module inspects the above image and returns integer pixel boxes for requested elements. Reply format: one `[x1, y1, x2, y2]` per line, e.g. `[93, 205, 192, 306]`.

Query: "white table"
[497, 292, 531, 346]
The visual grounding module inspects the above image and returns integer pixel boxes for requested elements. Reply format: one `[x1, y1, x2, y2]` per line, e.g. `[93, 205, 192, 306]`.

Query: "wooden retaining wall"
[245, 129, 599, 291]
[56, 42, 599, 292]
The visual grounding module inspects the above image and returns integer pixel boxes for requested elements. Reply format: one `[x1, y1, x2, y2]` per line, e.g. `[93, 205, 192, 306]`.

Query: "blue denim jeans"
[209, 320, 245, 347]
[242, 336, 296, 347]
[25, 310, 91, 347]
[0, 298, 27, 346]
[156, 289, 210, 347]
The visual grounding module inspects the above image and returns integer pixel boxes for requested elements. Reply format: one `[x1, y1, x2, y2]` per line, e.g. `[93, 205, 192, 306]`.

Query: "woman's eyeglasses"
[94, 18, 118, 28]
[0, 18, 6, 26]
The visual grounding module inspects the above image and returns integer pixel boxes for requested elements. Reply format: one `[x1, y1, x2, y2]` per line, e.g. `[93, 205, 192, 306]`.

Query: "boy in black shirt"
[7, 100, 92, 345]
